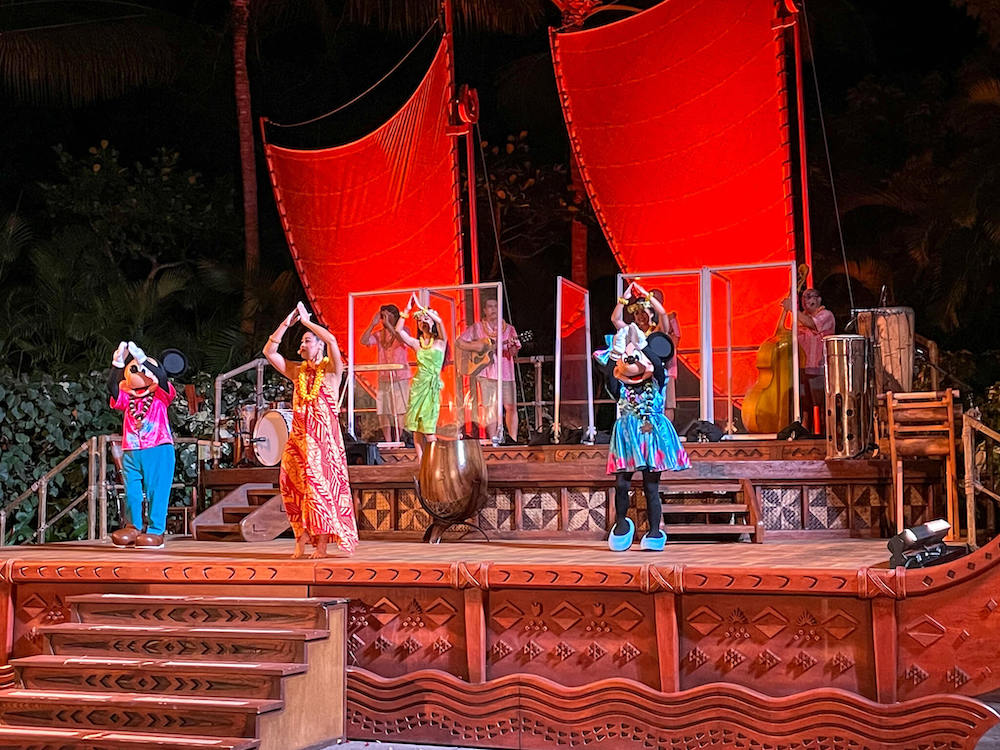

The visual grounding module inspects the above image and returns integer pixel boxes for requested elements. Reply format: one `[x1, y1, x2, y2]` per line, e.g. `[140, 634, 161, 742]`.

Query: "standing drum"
[824, 335, 871, 459]
[853, 307, 914, 393]
[251, 408, 294, 466]
[233, 403, 258, 465]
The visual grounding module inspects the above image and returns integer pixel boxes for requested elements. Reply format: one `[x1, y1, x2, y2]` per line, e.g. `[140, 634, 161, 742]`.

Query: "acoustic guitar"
[459, 330, 533, 377]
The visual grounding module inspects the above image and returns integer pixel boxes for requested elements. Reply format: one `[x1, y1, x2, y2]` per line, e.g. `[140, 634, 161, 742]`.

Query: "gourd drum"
[416, 438, 489, 543]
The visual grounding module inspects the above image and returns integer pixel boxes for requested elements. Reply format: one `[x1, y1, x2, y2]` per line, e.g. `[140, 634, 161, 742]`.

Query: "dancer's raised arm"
[611, 281, 635, 330]
[394, 296, 420, 350]
[263, 308, 299, 379]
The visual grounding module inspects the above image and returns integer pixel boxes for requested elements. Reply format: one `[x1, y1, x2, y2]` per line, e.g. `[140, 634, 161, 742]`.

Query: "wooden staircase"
[191, 484, 290, 542]
[0, 594, 346, 749]
[659, 478, 764, 543]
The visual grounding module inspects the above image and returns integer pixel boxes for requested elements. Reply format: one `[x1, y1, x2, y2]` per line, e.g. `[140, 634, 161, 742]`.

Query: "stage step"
[658, 478, 765, 543]
[245, 490, 279, 507]
[0, 725, 260, 749]
[663, 503, 747, 513]
[661, 481, 743, 494]
[663, 523, 755, 535]
[6, 595, 345, 750]
[11, 656, 303, 699]
[0, 689, 281, 738]
[67, 595, 336, 629]
[190, 485, 289, 543]
[222, 507, 253, 523]
[193, 524, 243, 539]
[39, 623, 324, 663]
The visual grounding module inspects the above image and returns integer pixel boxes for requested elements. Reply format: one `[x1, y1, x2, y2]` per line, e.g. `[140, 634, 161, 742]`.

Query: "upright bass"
[742, 266, 809, 433]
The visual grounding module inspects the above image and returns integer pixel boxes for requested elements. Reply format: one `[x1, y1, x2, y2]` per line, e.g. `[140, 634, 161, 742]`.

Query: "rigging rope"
[266, 19, 440, 129]
[800, 0, 855, 311]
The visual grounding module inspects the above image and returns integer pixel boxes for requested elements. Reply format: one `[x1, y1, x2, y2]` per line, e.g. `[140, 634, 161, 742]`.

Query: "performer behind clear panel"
[456, 296, 521, 442]
[263, 302, 358, 558]
[360, 304, 411, 442]
[396, 294, 447, 461]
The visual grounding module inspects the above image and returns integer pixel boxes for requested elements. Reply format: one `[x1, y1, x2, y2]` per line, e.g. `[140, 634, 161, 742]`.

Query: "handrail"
[3, 434, 208, 547]
[0, 437, 98, 545]
[963, 413, 1000, 549]
[213, 357, 268, 465]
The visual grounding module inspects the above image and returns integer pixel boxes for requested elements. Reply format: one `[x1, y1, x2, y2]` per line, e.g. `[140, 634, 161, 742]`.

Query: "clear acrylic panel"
[554, 277, 594, 443]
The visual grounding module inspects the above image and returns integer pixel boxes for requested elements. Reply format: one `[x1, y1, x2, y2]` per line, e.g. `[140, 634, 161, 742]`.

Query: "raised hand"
[127, 341, 147, 364]
[113, 341, 128, 366]
[295, 302, 312, 323]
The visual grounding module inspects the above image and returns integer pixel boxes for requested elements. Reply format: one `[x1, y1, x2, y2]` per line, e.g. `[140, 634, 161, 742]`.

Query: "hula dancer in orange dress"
[264, 302, 358, 558]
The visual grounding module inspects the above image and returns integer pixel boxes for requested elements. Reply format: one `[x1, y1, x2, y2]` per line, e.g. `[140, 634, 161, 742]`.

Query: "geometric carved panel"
[751, 607, 788, 640]
[806, 486, 848, 530]
[687, 605, 723, 636]
[487, 590, 657, 688]
[312, 584, 467, 681]
[358, 490, 392, 531]
[567, 488, 607, 531]
[680, 594, 874, 697]
[521, 490, 560, 531]
[479, 489, 514, 531]
[396, 489, 431, 532]
[904, 615, 946, 648]
[760, 487, 802, 530]
[823, 610, 858, 640]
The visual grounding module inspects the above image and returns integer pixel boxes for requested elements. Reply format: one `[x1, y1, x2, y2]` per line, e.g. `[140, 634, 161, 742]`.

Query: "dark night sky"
[2, 0, 997, 371]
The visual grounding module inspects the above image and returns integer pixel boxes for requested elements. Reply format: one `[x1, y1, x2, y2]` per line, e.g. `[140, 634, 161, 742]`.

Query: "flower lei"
[296, 357, 329, 403]
[128, 393, 154, 423]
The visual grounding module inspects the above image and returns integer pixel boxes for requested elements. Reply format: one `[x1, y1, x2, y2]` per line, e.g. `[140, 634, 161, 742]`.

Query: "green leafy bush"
[0, 366, 292, 544]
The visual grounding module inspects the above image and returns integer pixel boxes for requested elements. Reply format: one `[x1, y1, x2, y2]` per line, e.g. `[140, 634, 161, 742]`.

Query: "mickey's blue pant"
[121, 443, 175, 536]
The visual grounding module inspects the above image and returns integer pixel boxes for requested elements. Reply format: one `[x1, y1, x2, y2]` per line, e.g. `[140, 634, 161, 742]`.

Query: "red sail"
[262, 40, 463, 336]
[552, 0, 797, 400]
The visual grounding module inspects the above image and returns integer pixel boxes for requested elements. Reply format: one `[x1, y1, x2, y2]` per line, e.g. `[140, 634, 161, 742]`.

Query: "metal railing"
[213, 358, 268, 466]
[963, 413, 1000, 549]
[2, 435, 206, 547]
[2, 437, 100, 545]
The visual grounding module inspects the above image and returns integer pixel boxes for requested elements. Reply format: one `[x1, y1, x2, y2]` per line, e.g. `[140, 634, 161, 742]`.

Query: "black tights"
[613, 470, 662, 538]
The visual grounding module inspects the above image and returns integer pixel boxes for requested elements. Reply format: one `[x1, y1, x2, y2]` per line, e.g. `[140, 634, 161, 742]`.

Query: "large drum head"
[251, 409, 293, 466]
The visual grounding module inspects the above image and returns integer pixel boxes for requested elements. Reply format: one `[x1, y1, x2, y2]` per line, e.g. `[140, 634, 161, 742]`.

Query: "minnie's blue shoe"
[608, 517, 635, 551]
[640, 531, 667, 551]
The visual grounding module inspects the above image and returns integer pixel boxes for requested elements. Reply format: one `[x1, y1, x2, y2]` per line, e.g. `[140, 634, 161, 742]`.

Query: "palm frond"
[343, 0, 546, 35]
[968, 77, 1000, 105]
[0, 2, 183, 106]
[0, 212, 32, 263]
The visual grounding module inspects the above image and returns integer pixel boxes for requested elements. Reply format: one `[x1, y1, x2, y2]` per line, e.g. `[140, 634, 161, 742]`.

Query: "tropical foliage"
[0, 366, 293, 544]
[0, 141, 252, 375]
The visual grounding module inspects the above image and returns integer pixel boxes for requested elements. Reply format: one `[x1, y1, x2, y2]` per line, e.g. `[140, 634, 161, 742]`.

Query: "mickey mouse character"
[107, 341, 176, 549]
[595, 323, 690, 551]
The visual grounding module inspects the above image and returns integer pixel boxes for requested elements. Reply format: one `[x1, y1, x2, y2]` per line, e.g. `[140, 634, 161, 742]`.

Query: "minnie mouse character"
[595, 324, 690, 551]
[107, 341, 176, 549]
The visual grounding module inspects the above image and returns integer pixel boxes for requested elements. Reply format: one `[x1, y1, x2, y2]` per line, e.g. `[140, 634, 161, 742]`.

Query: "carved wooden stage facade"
[204, 440, 947, 540]
[0, 535, 997, 748]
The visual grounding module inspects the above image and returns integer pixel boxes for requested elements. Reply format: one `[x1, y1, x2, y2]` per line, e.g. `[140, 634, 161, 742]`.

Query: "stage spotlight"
[887, 519, 967, 569]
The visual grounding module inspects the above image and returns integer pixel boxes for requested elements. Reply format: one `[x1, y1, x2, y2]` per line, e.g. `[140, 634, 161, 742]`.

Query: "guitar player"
[457, 296, 522, 443]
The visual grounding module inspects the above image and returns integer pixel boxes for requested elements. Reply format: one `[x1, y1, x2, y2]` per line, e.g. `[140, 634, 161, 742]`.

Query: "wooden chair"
[884, 390, 960, 538]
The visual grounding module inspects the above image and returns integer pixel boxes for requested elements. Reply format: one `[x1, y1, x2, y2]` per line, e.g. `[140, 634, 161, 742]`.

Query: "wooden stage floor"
[0, 536, 892, 571]
[1, 534, 998, 749]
